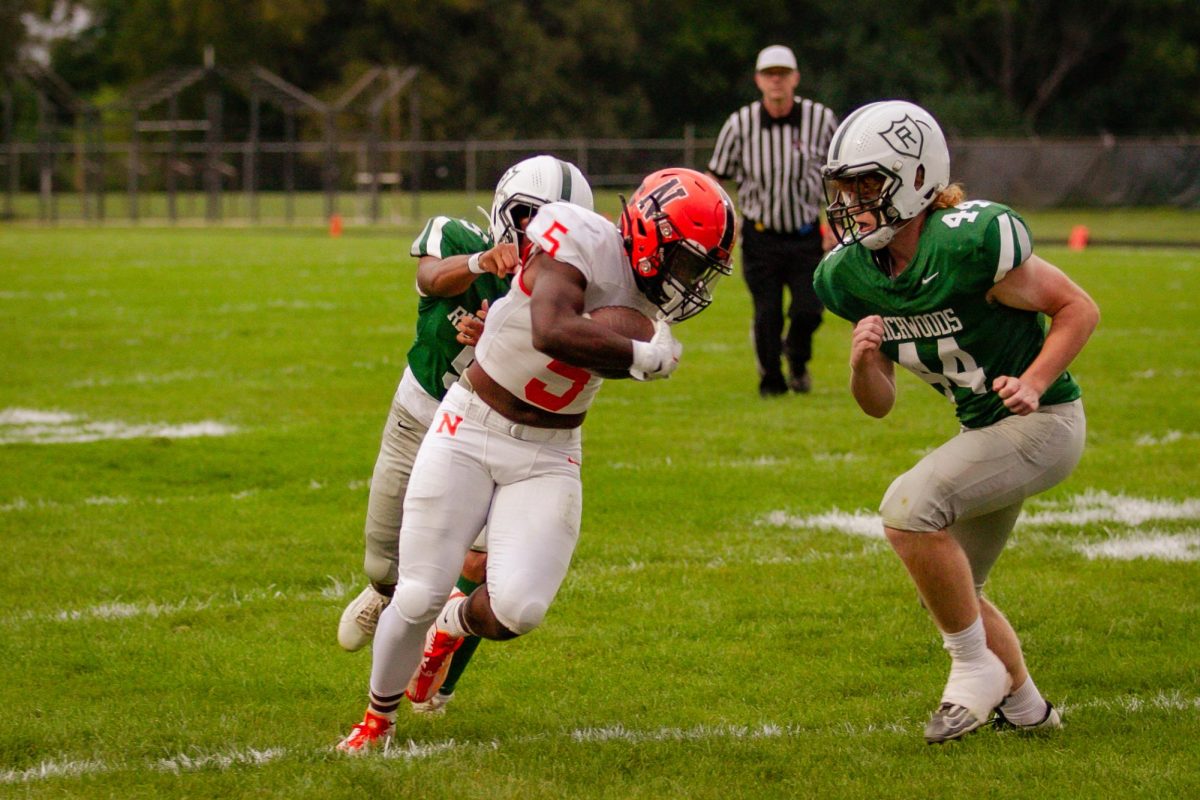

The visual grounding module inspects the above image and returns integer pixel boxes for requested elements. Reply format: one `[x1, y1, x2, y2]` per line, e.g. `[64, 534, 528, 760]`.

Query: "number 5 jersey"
[474, 201, 660, 416]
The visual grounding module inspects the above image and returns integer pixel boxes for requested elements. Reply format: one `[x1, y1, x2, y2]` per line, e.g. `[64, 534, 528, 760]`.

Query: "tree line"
[4, 0, 1199, 139]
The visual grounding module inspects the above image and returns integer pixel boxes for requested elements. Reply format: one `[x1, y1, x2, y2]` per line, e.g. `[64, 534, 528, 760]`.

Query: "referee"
[708, 45, 838, 397]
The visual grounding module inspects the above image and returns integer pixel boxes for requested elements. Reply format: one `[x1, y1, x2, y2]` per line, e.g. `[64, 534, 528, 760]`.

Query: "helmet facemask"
[824, 167, 904, 251]
[493, 194, 541, 258]
[623, 196, 733, 322]
[821, 100, 951, 251]
[488, 155, 595, 258]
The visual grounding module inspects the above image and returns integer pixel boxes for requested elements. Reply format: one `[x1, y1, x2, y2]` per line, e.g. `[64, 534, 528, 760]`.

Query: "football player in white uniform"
[338, 168, 737, 752]
[336, 156, 594, 714]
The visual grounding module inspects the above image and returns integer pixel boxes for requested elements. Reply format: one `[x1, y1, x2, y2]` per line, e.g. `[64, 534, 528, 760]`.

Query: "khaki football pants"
[879, 399, 1086, 589]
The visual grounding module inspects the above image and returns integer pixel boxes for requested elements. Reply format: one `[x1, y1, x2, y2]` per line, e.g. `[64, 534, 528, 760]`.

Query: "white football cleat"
[338, 585, 390, 652]
[411, 691, 454, 715]
[925, 649, 1011, 744]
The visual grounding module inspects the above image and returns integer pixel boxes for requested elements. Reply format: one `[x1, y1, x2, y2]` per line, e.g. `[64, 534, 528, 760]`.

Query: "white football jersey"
[475, 202, 658, 415]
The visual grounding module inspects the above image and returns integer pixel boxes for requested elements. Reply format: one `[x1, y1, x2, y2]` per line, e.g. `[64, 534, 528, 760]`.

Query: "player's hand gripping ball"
[586, 305, 656, 378]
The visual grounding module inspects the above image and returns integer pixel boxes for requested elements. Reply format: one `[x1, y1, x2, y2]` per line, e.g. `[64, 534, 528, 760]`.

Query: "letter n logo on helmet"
[635, 177, 688, 214]
[880, 115, 925, 158]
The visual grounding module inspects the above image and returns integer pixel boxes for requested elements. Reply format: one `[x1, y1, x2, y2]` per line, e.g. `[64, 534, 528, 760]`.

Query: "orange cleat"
[336, 710, 394, 754]
[406, 624, 465, 704]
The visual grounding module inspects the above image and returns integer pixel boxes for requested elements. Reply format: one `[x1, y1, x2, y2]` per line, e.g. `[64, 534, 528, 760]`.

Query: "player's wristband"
[466, 253, 485, 274]
[630, 340, 661, 375]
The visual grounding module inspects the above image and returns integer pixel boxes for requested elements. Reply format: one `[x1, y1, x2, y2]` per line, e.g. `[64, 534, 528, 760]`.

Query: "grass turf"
[1, 213, 1197, 798]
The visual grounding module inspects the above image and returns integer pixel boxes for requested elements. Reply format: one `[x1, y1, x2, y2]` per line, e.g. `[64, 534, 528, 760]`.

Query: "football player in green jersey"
[814, 101, 1099, 743]
[338, 155, 594, 714]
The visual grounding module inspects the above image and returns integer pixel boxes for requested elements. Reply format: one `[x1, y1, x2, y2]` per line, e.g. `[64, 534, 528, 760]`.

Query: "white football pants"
[370, 382, 583, 702]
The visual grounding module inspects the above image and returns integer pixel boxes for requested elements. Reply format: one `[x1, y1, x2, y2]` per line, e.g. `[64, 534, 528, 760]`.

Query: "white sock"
[941, 615, 989, 663]
[998, 676, 1049, 724]
[434, 589, 470, 637]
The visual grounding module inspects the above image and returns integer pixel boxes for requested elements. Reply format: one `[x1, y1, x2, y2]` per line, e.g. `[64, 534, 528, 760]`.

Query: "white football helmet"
[822, 100, 950, 250]
[489, 155, 594, 249]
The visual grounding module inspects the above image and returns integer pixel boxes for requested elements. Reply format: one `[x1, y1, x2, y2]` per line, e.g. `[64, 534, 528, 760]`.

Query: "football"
[586, 305, 656, 379]
[586, 305, 655, 342]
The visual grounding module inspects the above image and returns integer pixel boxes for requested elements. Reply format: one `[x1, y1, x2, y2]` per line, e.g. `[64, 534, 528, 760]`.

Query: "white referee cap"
[755, 45, 797, 72]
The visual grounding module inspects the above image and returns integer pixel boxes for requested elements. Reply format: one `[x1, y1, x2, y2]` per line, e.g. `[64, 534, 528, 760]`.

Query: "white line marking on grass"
[6, 691, 1197, 785]
[1066, 689, 1200, 713]
[759, 508, 885, 539]
[0, 408, 238, 445]
[0, 409, 75, 424]
[721, 456, 792, 468]
[1021, 490, 1200, 527]
[0, 758, 111, 784]
[381, 740, 464, 761]
[214, 299, 337, 314]
[69, 369, 219, 389]
[84, 496, 130, 506]
[813, 452, 864, 463]
[4, 582, 309, 627]
[53, 598, 210, 621]
[1074, 530, 1200, 562]
[761, 491, 1200, 542]
[607, 453, 861, 470]
[1, 483, 367, 514]
[571, 722, 780, 743]
[1135, 430, 1196, 446]
[156, 747, 286, 774]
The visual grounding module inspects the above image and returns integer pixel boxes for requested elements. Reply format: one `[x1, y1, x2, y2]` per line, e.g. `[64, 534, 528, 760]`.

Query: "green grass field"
[2, 210, 1198, 798]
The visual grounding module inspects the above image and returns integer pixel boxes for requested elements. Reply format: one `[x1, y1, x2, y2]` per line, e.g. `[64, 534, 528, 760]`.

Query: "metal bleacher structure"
[3, 54, 1199, 225]
[2, 50, 421, 224]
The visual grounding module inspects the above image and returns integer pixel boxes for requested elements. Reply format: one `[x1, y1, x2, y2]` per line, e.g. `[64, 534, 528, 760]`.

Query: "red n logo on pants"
[437, 413, 463, 436]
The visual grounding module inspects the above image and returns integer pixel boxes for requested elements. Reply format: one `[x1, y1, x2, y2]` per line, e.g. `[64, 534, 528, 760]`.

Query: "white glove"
[629, 319, 682, 381]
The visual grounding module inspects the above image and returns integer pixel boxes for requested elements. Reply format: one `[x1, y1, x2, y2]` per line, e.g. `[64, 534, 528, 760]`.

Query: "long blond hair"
[931, 183, 965, 209]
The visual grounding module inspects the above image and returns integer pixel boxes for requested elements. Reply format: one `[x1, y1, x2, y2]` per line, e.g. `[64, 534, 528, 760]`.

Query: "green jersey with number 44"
[813, 200, 1081, 429]
[406, 216, 510, 400]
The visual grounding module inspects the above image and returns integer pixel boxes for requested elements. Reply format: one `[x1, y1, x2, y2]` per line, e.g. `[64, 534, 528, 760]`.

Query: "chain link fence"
[3, 135, 1199, 225]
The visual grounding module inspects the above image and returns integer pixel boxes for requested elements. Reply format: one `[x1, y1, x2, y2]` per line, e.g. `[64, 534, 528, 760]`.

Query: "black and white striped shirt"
[708, 97, 838, 234]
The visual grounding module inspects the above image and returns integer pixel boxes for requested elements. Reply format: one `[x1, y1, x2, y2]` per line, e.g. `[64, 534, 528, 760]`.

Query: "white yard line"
[4, 691, 1197, 785]
[0, 480, 368, 514]
[1021, 490, 1200, 527]
[0, 407, 238, 445]
[1072, 530, 1200, 562]
[760, 490, 1200, 541]
[2, 583, 319, 627]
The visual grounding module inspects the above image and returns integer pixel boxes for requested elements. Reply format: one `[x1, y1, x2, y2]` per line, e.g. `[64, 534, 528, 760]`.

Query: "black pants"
[741, 223, 825, 382]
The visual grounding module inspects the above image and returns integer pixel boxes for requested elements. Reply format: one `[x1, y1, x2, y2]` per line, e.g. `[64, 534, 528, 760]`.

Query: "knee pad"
[362, 517, 400, 585]
[879, 471, 949, 532]
[491, 595, 548, 637]
[362, 550, 396, 586]
[390, 579, 443, 625]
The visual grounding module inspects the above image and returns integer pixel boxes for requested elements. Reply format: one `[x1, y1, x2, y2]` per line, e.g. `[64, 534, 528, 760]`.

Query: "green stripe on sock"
[455, 576, 481, 595]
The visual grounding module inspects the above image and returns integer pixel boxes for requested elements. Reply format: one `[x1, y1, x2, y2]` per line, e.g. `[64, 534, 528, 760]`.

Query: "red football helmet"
[620, 168, 736, 321]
